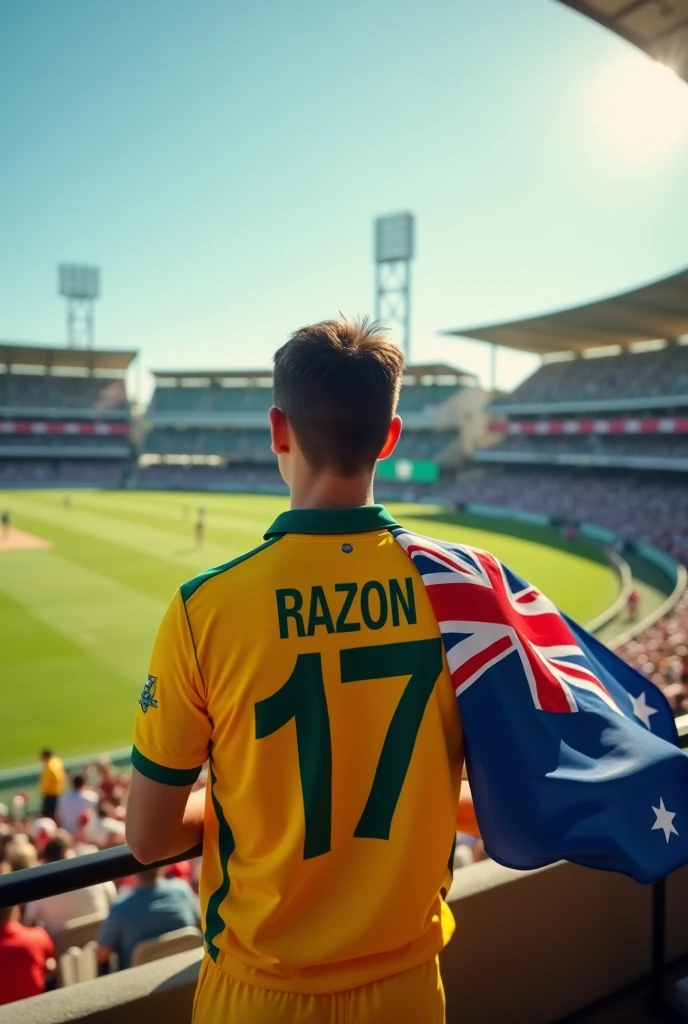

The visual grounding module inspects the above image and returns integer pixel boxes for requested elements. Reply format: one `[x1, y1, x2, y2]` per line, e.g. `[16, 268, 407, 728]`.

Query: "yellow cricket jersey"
[132, 505, 464, 993]
[40, 756, 65, 797]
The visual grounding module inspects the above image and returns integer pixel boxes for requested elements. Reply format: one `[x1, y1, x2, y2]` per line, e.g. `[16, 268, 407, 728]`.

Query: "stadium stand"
[446, 272, 688, 536]
[136, 364, 488, 490]
[490, 344, 688, 408]
[449, 469, 688, 565]
[0, 374, 128, 413]
[0, 760, 205, 1003]
[443, 269, 688, 734]
[476, 432, 688, 473]
[0, 344, 135, 488]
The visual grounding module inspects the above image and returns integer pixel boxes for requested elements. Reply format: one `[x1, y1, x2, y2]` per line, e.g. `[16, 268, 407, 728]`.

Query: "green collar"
[264, 504, 398, 538]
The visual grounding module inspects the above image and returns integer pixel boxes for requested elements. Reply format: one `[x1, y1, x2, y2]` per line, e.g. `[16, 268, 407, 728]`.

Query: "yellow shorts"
[192, 955, 446, 1024]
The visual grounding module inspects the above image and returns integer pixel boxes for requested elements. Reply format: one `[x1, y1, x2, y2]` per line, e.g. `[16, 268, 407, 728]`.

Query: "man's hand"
[126, 768, 206, 864]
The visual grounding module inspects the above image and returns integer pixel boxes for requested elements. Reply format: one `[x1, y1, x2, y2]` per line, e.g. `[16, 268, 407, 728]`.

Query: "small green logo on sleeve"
[139, 675, 159, 713]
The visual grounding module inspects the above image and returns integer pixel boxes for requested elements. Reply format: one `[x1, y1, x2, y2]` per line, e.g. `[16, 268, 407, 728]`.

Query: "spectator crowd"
[491, 343, 688, 406]
[449, 469, 688, 566]
[617, 590, 688, 717]
[450, 469, 688, 712]
[0, 757, 203, 1006]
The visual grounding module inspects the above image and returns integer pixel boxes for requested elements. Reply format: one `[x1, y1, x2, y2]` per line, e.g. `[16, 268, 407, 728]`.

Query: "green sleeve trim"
[131, 745, 202, 787]
[179, 536, 281, 604]
[182, 596, 207, 693]
[204, 763, 235, 960]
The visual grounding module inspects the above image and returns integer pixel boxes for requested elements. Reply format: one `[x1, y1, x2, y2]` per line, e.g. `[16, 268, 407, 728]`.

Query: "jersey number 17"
[255, 638, 443, 860]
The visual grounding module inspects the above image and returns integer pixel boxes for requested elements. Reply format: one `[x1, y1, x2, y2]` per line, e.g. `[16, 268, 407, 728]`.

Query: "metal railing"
[0, 842, 202, 910]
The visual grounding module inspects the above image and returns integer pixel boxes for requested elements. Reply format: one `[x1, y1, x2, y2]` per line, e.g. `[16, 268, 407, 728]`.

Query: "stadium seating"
[0, 459, 127, 487]
[483, 434, 688, 458]
[149, 385, 273, 415]
[396, 384, 460, 413]
[392, 431, 457, 460]
[149, 379, 463, 418]
[143, 428, 273, 459]
[132, 463, 285, 491]
[448, 469, 688, 564]
[0, 433, 128, 450]
[493, 345, 688, 407]
[0, 374, 128, 412]
[141, 367, 469, 483]
[130, 927, 204, 968]
[55, 912, 108, 957]
[0, 348, 133, 488]
[58, 942, 99, 987]
[142, 427, 458, 462]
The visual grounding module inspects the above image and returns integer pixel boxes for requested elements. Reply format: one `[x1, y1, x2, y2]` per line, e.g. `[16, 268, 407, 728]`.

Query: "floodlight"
[373, 212, 415, 358]
[375, 213, 414, 264]
[59, 264, 100, 300]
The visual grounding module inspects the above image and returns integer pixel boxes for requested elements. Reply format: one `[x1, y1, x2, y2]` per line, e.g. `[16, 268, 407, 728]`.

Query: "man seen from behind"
[126, 319, 465, 1024]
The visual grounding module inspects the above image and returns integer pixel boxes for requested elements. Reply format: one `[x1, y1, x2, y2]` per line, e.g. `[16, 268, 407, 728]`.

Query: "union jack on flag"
[393, 527, 688, 884]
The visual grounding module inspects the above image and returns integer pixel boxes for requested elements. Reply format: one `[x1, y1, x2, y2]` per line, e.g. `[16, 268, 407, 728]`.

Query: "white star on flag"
[630, 691, 659, 730]
[652, 798, 678, 843]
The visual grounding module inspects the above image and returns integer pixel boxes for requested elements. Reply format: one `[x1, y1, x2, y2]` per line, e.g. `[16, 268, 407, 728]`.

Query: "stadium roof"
[152, 362, 477, 381]
[0, 342, 136, 371]
[152, 368, 273, 380]
[443, 266, 688, 355]
[558, 1, 688, 83]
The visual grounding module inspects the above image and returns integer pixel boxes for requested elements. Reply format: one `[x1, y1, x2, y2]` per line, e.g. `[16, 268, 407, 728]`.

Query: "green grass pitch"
[0, 490, 620, 769]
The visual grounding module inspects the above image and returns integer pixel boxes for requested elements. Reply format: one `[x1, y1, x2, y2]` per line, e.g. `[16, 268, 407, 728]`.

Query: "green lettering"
[334, 583, 360, 633]
[276, 588, 306, 639]
[307, 586, 335, 635]
[390, 577, 417, 627]
[360, 580, 388, 630]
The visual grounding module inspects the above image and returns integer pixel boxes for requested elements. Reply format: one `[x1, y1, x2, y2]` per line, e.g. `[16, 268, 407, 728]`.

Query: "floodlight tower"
[373, 212, 414, 359]
[58, 263, 101, 348]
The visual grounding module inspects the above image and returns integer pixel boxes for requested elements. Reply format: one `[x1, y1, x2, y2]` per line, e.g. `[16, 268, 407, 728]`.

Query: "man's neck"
[289, 472, 375, 511]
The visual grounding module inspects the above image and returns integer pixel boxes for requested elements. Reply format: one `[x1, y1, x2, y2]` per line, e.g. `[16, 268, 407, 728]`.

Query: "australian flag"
[394, 528, 688, 884]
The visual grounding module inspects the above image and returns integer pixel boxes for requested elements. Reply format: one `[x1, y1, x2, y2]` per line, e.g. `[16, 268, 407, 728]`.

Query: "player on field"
[194, 510, 205, 548]
[126, 319, 473, 1024]
[1, 510, 10, 540]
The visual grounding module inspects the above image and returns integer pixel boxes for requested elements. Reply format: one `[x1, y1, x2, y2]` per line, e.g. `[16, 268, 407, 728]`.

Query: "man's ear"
[378, 415, 402, 461]
[269, 406, 290, 454]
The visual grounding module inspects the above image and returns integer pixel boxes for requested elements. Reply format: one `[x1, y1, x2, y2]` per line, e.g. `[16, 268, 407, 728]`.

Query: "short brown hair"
[273, 318, 404, 475]
[42, 831, 73, 863]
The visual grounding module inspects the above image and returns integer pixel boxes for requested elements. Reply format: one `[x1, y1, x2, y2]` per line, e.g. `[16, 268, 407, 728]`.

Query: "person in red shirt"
[0, 861, 56, 1005]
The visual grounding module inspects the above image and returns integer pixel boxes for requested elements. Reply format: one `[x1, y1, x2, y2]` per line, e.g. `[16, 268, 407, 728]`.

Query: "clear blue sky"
[1, 0, 688, 404]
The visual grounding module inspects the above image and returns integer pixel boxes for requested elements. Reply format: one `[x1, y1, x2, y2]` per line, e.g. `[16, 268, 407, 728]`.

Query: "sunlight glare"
[591, 52, 688, 161]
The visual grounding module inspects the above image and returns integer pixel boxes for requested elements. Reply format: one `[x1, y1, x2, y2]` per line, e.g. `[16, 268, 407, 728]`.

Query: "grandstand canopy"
[152, 363, 477, 383]
[558, 1, 688, 82]
[0, 342, 136, 371]
[404, 362, 476, 382]
[152, 369, 272, 381]
[444, 267, 688, 355]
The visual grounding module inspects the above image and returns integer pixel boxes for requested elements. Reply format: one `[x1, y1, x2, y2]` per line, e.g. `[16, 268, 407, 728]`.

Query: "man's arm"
[126, 590, 212, 864]
[126, 771, 205, 864]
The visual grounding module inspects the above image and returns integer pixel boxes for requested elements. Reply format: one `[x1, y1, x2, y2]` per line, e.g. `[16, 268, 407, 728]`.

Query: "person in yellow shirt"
[126, 318, 466, 1024]
[39, 749, 66, 820]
